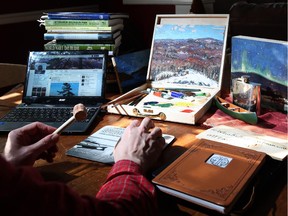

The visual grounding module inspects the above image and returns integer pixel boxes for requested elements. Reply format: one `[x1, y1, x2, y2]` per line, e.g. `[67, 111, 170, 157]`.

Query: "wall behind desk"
[0, 0, 100, 64]
[0, 0, 175, 64]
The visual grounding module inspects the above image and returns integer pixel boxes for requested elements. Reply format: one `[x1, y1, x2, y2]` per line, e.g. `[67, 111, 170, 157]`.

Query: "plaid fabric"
[96, 160, 158, 216]
[0, 156, 158, 216]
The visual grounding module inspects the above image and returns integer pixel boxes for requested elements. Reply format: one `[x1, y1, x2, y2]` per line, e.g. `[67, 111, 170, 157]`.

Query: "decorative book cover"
[152, 139, 266, 214]
[231, 35, 288, 113]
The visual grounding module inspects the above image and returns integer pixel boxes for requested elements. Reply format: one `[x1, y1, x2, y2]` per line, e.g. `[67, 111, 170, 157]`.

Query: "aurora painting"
[231, 36, 288, 112]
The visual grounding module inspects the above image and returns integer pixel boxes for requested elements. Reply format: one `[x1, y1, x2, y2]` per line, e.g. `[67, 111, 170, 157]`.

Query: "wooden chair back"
[0, 63, 26, 95]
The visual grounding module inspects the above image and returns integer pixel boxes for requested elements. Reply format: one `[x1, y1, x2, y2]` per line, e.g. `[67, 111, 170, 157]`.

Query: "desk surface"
[0, 85, 287, 216]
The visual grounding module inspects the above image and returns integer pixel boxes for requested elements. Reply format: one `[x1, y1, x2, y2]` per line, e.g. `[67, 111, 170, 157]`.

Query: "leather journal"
[152, 139, 266, 214]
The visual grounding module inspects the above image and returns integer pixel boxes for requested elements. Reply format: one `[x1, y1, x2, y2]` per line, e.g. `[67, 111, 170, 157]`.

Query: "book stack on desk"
[39, 12, 129, 56]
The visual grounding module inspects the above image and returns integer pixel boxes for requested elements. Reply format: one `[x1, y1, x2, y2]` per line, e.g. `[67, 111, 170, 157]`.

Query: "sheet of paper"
[196, 125, 288, 161]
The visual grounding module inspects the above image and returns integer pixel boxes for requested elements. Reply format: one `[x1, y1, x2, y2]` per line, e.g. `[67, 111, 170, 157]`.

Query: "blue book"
[43, 12, 129, 20]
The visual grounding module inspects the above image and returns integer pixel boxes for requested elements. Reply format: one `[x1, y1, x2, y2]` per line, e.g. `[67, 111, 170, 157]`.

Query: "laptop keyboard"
[1, 107, 98, 122]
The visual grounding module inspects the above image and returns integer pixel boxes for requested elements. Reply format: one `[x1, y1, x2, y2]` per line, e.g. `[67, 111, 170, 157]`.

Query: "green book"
[44, 18, 123, 27]
[44, 42, 115, 51]
[45, 23, 124, 32]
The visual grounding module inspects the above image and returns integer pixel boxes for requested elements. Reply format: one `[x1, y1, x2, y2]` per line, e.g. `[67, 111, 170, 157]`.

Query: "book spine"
[45, 19, 110, 27]
[54, 39, 115, 44]
[45, 26, 112, 31]
[44, 33, 114, 40]
[44, 43, 115, 51]
[46, 30, 111, 33]
[47, 13, 111, 20]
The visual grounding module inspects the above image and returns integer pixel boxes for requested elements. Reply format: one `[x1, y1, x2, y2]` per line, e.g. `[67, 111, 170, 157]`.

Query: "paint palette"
[107, 14, 229, 125]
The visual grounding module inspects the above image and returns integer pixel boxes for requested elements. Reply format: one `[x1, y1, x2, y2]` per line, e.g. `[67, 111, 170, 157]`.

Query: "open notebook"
[0, 50, 108, 134]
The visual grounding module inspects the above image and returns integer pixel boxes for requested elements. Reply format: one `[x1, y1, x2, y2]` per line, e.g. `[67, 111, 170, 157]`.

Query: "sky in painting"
[231, 37, 288, 86]
[154, 24, 225, 41]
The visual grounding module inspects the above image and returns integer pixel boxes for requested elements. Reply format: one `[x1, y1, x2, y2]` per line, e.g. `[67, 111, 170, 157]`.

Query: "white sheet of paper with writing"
[196, 125, 288, 161]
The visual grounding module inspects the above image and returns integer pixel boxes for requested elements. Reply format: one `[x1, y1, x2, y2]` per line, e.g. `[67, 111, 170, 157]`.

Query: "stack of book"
[38, 12, 129, 56]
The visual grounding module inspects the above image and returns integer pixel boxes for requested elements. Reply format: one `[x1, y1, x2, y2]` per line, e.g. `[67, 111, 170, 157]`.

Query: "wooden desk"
[0, 85, 287, 216]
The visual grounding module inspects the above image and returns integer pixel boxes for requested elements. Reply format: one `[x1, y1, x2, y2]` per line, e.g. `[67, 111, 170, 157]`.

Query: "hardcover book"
[41, 12, 129, 20]
[44, 41, 115, 51]
[44, 31, 121, 41]
[152, 139, 266, 214]
[44, 23, 124, 32]
[107, 14, 229, 125]
[44, 34, 122, 52]
[43, 18, 123, 27]
[231, 35, 288, 112]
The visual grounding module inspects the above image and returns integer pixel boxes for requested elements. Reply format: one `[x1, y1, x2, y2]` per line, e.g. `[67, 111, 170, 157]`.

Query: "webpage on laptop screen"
[26, 53, 105, 97]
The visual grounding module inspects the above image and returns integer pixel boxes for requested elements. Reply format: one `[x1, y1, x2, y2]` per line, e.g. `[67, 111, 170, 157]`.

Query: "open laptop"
[0, 50, 108, 134]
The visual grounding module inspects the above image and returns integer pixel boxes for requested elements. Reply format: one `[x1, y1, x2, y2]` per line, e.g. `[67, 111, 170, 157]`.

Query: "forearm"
[0, 157, 158, 216]
[96, 160, 158, 216]
[0, 156, 98, 216]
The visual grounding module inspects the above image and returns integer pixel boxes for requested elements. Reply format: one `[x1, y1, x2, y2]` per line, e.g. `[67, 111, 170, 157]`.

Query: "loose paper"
[196, 125, 288, 161]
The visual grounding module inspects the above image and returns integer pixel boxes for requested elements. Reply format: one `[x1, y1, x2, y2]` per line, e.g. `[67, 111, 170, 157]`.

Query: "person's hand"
[3, 122, 59, 166]
[114, 117, 165, 173]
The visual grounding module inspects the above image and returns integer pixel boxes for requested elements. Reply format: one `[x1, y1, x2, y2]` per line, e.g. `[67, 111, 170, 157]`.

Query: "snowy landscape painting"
[149, 24, 226, 88]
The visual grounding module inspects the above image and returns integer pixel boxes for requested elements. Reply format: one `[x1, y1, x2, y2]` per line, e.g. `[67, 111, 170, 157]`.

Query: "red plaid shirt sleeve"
[0, 156, 158, 216]
[95, 160, 158, 216]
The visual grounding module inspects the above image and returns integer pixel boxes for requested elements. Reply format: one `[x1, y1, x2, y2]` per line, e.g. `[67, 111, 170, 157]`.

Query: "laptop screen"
[23, 50, 107, 105]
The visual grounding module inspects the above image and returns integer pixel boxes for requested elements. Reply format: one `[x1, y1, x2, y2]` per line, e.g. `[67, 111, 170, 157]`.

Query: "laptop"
[0, 50, 108, 134]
